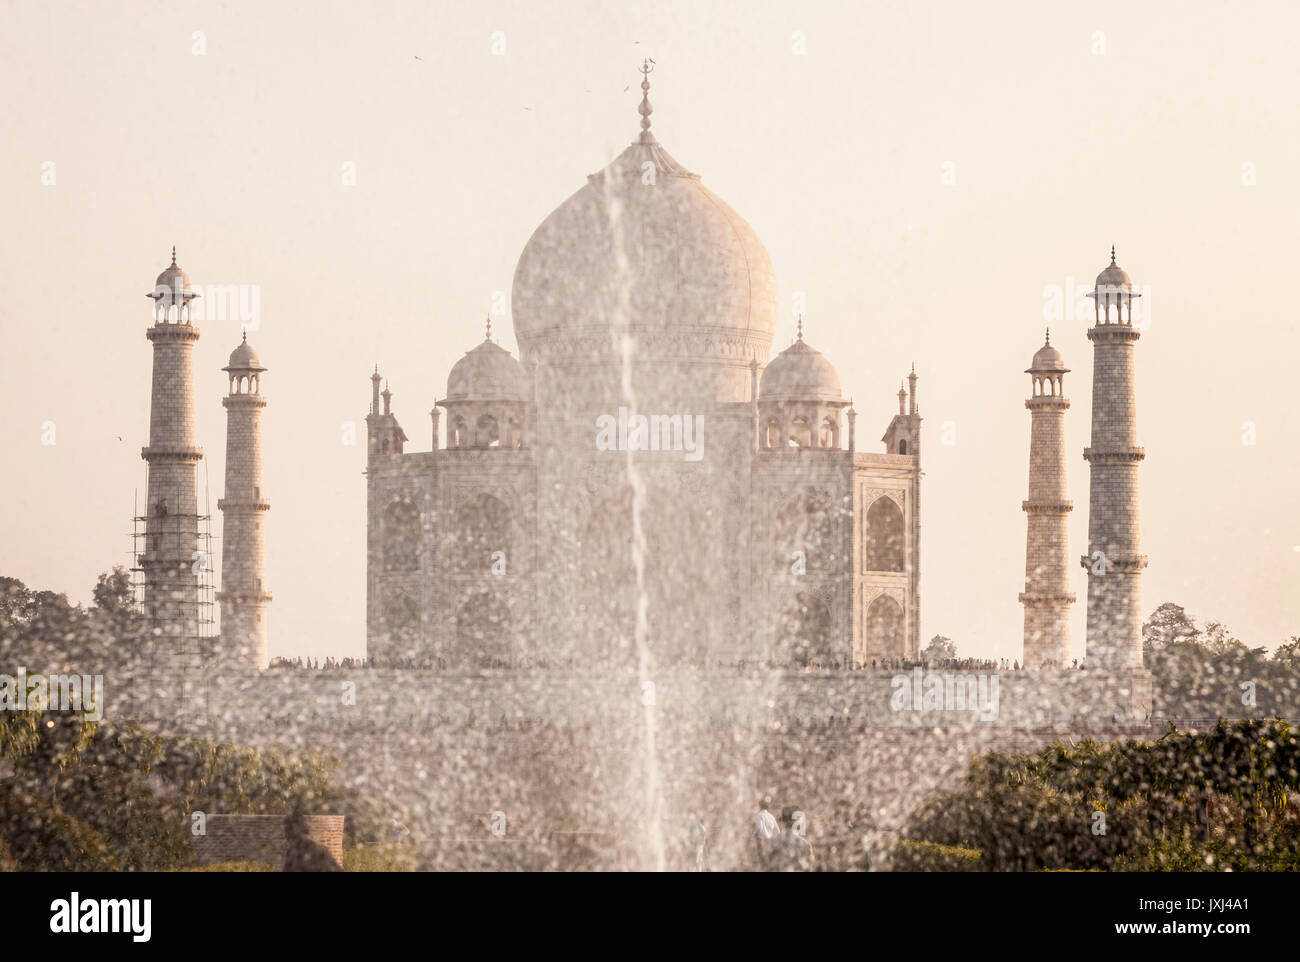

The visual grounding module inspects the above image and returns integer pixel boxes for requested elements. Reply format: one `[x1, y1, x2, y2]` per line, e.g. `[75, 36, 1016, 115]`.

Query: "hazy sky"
[2, 0, 1297, 660]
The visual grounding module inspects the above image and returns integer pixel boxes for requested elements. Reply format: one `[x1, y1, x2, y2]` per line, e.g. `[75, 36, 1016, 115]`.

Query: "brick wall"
[190, 814, 344, 870]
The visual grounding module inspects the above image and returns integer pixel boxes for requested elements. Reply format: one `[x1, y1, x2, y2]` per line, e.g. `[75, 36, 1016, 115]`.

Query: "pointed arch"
[453, 591, 511, 666]
[788, 416, 812, 448]
[866, 594, 905, 659]
[776, 591, 834, 666]
[774, 489, 841, 574]
[454, 493, 512, 572]
[864, 496, 905, 572]
[382, 500, 421, 571]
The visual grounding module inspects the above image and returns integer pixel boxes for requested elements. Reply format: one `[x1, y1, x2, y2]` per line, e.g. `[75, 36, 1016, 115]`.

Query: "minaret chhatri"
[1020, 330, 1075, 668]
[1082, 248, 1147, 669]
[141, 249, 203, 661]
[216, 333, 271, 668]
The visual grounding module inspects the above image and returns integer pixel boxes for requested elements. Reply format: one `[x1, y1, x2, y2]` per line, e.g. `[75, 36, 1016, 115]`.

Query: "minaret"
[879, 366, 923, 658]
[1020, 330, 1075, 668]
[365, 366, 407, 458]
[906, 365, 921, 658]
[140, 248, 203, 661]
[215, 333, 271, 668]
[1081, 248, 1147, 669]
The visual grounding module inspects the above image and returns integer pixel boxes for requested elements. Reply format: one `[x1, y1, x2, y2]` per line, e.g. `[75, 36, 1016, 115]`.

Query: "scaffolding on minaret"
[127, 462, 218, 659]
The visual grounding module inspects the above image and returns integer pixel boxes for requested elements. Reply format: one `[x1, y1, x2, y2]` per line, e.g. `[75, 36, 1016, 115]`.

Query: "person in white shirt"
[753, 794, 781, 868]
[771, 808, 814, 871]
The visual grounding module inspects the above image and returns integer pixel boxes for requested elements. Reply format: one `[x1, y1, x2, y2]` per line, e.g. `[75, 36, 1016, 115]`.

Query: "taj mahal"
[132, 66, 1151, 721]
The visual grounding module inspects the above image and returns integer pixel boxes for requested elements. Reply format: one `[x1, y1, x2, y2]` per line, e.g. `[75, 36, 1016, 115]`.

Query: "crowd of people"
[268, 655, 1091, 672]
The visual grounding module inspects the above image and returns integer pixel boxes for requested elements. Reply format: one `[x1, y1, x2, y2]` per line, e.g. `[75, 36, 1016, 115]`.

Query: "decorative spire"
[485, 314, 492, 342]
[170, 245, 177, 267]
[796, 315, 804, 342]
[637, 58, 655, 143]
[1109, 245, 1117, 265]
[241, 330, 248, 344]
[1045, 327, 1050, 345]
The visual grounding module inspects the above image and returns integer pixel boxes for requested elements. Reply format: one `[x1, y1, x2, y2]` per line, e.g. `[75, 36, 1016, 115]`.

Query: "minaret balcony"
[146, 323, 201, 342]
[1082, 446, 1145, 463]
[141, 446, 204, 462]
[1025, 396, 1070, 410]
[1086, 324, 1141, 343]
[1018, 591, 1077, 606]
[222, 393, 268, 409]
[1079, 553, 1149, 572]
[215, 590, 273, 604]
[1022, 500, 1073, 513]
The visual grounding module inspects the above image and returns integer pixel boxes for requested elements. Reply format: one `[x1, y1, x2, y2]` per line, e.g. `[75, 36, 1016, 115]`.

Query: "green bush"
[344, 843, 418, 872]
[0, 832, 19, 872]
[0, 789, 119, 871]
[901, 720, 1300, 873]
[55, 766, 194, 871]
[891, 840, 982, 872]
[180, 861, 275, 872]
[1116, 828, 1300, 872]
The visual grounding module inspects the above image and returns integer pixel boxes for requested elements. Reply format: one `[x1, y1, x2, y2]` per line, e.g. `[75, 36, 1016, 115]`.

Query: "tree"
[0, 577, 33, 625]
[1271, 638, 1300, 672]
[92, 566, 134, 614]
[900, 720, 1300, 872]
[1143, 602, 1200, 655]
[922, 635, 956, 662]
[1201, 621, 1248, 657]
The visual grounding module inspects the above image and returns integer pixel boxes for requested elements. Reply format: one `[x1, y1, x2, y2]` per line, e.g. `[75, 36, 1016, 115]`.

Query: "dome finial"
[170, 245, 177, 267]
[242, 330, 247, 344]
[637, 58, 656, 143]
[1110, 244, 1117, 266]
[1045, 326, 1050, 345]
[485, 314, 492, 342]
[796, 314, 803, 342]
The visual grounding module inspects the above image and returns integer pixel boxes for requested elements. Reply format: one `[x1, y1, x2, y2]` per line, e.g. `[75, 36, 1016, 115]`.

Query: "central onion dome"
[760, 327, 843, 402]
[446, 322, 531, 402]
[511, 68, 777, 400]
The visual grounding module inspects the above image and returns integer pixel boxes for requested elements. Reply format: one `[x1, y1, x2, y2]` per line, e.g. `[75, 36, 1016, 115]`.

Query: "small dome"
[760, 338, 842, 402]
[148, 248, 198, 304]
[224, 335, 264, 371]
[446, 338, 530, 402]
[154, 264, 192, 292]
[1094, 248, 1132, 293]
[1027, 333, 1067, 373]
